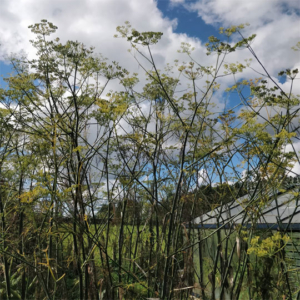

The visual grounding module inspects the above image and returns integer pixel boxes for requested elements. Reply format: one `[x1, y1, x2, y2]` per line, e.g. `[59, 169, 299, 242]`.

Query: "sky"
[0, 0, 300, 179]
[0, 0, 299, 73]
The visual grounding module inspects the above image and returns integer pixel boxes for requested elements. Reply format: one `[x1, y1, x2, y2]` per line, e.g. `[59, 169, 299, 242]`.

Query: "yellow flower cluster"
[247, 232, 290, 257]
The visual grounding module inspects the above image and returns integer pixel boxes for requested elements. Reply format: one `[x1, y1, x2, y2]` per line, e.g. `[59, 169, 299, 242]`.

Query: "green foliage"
[115, 21, 163, 45]
[247, 232, 290, 257]
[0, 20, 299, 300]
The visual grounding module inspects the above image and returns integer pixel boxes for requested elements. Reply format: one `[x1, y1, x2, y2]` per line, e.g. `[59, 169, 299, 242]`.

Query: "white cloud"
[0, 0, 182, 66]
[1, 0, 297, 102]
[1, 0, 299, 185]
[284, 141, 300, 177]
[198, 168, 209, 185]
[170, 0, 185, 4]
[182, 0, 300, 76]
[0, 0, 216, 127]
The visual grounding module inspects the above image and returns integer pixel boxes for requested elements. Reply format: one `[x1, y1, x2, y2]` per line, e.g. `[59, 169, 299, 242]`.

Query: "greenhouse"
[189, 177, 300, 299]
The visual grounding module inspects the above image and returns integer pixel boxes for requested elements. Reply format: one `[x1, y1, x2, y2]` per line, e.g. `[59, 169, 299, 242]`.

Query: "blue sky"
[0, 0, 299, 82]
[0, 0, 222, 86]
[0, 63, 13, 89]
[1, 0, 299, 93]
[157, 0, 220, 40]
[1, 0, 298, 109]
[0, 0, 299, 179]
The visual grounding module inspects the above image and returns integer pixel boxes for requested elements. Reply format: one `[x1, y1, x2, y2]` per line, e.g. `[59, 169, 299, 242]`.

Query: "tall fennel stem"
[0, 173, 12, 299]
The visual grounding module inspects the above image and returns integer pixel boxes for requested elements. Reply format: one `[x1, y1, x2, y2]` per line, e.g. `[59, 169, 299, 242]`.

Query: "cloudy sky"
[0, 0, 299, 74]
[1, 0, 299, 121]
[0, 0, 299, 179]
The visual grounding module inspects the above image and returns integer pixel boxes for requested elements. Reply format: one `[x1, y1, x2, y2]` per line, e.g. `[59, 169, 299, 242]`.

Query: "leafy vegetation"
[0, 19, 299, 299]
